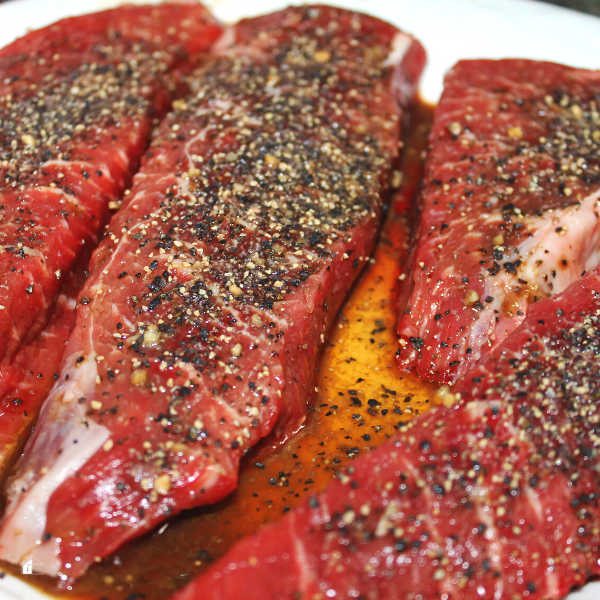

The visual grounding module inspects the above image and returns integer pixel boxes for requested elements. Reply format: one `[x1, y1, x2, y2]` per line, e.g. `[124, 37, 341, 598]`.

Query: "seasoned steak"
[173, 267, 600, 600]
[397, 59, 600, 384]
[0, 2, 222, 362]
[0, 6, 424, 581]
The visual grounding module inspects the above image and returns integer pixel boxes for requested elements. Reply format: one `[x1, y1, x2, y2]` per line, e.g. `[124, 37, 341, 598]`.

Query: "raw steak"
[397, 59, 600, 384]
[173, 267, 600, 600]
[0, 2, 222, 362]
[0, 271, 80, 485]
[0, 6, 425, 581]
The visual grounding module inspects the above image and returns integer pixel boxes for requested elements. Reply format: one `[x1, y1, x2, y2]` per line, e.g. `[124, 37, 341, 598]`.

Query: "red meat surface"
[0, 2, 222, 362]
[0, 6, 424, 581]
[397, 59, 600, 384]
[173, 267, 600, 600]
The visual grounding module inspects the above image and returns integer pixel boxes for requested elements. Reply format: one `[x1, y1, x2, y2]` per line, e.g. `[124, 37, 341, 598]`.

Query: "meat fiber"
[0, 6, 425, 581]
[0, 2, 222, 362]
[172, 267, 600, 600]
[397, 59, 600, 384]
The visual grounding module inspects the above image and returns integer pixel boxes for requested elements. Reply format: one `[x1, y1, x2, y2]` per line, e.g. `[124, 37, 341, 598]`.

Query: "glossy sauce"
[0, 101, 435, 599]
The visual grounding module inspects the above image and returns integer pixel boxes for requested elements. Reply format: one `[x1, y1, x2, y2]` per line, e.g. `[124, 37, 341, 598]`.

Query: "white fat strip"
[233, 215, 258, 232]
[282, 247, 319, 268]
[212, 26, 235, 53]
[375, 499, 402, 538]
[514, 189, 600, 293]
[213, 29, 267, 62]
[0, 411, 109, 573]
[523, 483, 565, 597]
[464, 400, 505, 598]
[476, 503, 504, 600]
[466, 189, 600, 353]
[524, 485, 544, 523]
[440, 263, 456, 279]
[464, 305, 498, 363]
[317, 495, 331, 525]
[172, 127, 220, 204]
[111, 304, 135, 332]
[223, 292, 289, 355]
[428, 210, 491, 251]
[175, 173, 200, 205]
[182, 127, 210, 165]
[212, 98, 235, 114]
[52, 350, 98, 405]
[119, 217, 155, 240]
[41, 159, 112, 182]
[0, 284, 108, 570]
[44, 142, 130, 173]
[87, 197, 158, 280]
[182, 98, 260, 164]
[1, 245, 42, 259]
[465, 399, 503, 419]
[465, 400, 540, 600]
[207, 296, 289, 390]
[36, 186, 92, 218]
[384, 33, 411, 68]
[223, 303, 261, 348]
[545, 568, 560, 598]
[2, 187, 88, 248]
[181, 460, 229, 492]
[65, 294, 77, 311]
[291, 518, 318, 596]
[111, 145, 131, 172]
[190, 99, 234, 116]
[394, 452, 442, 543]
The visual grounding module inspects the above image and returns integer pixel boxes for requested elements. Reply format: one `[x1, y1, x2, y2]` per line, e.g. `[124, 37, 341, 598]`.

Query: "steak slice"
[0, 269, 81, 486]
[0, 6, 425, 581]
[172, 267, 600, 600]
[0, 2, 222, 362]
[397, 59, 600, 384]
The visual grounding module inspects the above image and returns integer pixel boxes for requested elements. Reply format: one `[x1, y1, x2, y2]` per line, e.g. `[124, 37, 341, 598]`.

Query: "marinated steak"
[0, 6, 425, 581]
[173, 267, 600, 600]
[0, 2, 222, 362]
[397, 59, 600, 384]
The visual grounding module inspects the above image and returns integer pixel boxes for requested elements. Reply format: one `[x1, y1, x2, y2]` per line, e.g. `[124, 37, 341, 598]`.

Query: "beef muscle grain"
[397, 59, 600, 384]
[173, 267, 600, 600]
[0, 2, 222, 362]
[0, 6, 425, 581]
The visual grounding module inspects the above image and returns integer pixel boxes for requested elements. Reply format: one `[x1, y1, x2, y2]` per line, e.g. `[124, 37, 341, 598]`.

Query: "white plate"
[0, 0, 599, 598]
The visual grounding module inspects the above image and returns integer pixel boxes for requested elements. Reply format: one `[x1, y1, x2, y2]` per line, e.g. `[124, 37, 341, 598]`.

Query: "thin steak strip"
[0, 5, 425, 581]
[0, 2, 222, 362]
[172, 268, 600, 600]
[397, 59, 600, 384]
